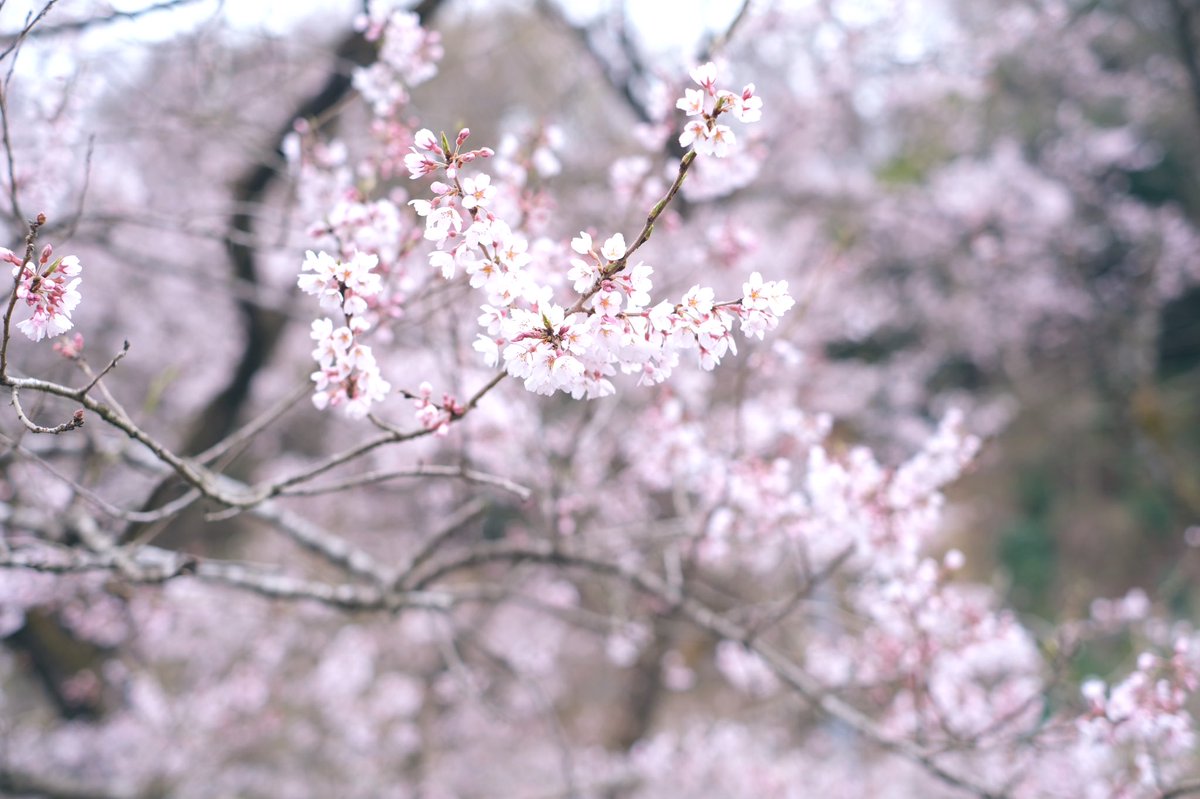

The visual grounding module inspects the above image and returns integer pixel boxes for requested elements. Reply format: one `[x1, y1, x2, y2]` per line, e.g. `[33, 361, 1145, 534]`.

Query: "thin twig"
[260, 369, 507, 499]
[194, 379, 311, 465]
[278, 462, 532, 501]
[409, 540, 1006, 799]
[0, 0, 201, 42]
[58, 134, 94, 242]
[700, 0, 754, 62]
[394, 496, 491, 589]
[0, 0, 57, 64]
[78, 339, 129, 394]
[1163, 779, 1200, 799]
[567, 150, 698, 315]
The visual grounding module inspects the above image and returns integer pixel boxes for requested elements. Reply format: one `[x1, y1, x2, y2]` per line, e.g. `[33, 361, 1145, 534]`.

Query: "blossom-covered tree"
[2, 1, 1200, 797]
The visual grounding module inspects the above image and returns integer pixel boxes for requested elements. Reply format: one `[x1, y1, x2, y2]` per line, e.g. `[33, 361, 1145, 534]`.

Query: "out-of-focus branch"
[699, 0, 753, 62]
[394, 496, 491, 588]
[0, 765, 150, 799]
[277, 462, 533, 501]
[0, 0, 202, 42]
[534, 0, 753, 125]
[533, 0, 652, 124]
[0, 539, 453, 613]
[196, 0, 447, 456]
[251, 369, 506, 499]
[243, 494, 398, 586]
[1164, 778, 1200, 798]
[1167, 0, 1200, 131]
[125, 0, 452, 542]
[0, 0, 57, 63]
[0, 80, 23, 223]
[193, 28, 380, 458]
[409, 540, 1006, 799]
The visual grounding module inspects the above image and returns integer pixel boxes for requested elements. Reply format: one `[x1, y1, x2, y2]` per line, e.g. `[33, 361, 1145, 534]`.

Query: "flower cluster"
[298, 250, 382, 319]
[1080, 642, 1200, 787]
[6, 245, 83, 342]
[481, 302, 599, 397]
[352, 4, 443, 117]
[297, 40, 793, 410]
[739, 272, 794, 339]
[299, 250, 391, 417]
[405, 140, 794, 398]
[472, 243, 796, 397]
[676, 62, 762, 157]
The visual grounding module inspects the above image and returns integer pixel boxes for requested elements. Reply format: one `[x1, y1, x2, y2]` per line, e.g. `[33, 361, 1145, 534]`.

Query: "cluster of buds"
[409, 381, 464, 437]
[404, 127, 494, 182]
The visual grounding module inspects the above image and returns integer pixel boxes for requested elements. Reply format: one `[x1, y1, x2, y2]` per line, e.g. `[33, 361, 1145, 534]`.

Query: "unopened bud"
[35, 212, 46, 225]
[72, 409, 85, 426]
[39, 244, 53, 264]
[456, 128, 471, 146]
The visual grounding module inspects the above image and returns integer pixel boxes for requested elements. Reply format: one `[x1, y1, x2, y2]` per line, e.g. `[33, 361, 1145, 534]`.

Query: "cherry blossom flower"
[727, 84, 763, 123]
[676, 88, 705, 116]
[690, 61, 719, 95]
[600, 232, 626, 262]
[460, 173, 496, 210]
[679, 119, 708, 151]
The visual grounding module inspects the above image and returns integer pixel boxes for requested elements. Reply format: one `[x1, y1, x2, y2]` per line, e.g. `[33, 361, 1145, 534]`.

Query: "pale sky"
[0, 0, 753, 55]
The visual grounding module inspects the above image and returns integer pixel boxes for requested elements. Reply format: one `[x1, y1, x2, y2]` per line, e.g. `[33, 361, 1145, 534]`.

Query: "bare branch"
[699, 0, 754, 62]
[394, 496, 491, 588]
[1164, 779, 1200, 799]
[0, 540, 452, 613]
[1167, 0, 1200, 130]
[244, 496, 397, 587]
[410, 540, 1006, 799]
[10, 385, 83, 434]
[0, 0, 57, 64]
[278, 462, 533, 501]
[0, 0, 202, 42]
[77, 339, 129, 395]
[0, 763, 147, 799]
